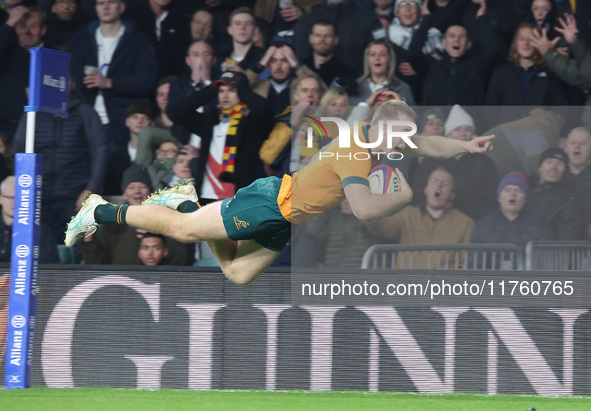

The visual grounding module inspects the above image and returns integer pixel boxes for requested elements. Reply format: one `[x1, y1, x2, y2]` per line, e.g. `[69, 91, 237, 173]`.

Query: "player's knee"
[174, 231, 197, 243]
[224, 269, 255, 286]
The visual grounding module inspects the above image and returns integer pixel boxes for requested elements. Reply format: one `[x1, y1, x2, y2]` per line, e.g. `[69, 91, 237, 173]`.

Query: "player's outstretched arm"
[397, 134, 495, 159]
[344, 169, 413, 221]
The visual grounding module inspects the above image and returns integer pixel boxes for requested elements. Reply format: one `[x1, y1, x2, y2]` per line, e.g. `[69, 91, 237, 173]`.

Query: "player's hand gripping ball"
[368, 165, 401, 194]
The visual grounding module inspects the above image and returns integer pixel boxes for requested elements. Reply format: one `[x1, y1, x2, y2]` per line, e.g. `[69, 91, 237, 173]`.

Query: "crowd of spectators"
[0, 0, 590, 268]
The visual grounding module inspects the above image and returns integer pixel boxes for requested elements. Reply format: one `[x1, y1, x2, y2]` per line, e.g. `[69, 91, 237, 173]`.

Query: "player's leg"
[206, 238, 279, 285]
[65, 194, 228, 247]
[66, 196, 280, 284]
[124, 202, 280, 284]
[128, 202, 279, 283]
[124, 201, 228, 243]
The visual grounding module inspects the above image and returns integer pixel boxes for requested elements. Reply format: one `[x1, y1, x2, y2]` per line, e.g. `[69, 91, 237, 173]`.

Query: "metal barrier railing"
[525, 241, 591, 271]
[361, 244, 524, 270]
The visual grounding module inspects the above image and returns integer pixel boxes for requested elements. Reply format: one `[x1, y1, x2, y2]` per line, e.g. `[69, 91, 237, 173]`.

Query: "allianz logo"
[42, 75, 67, 92]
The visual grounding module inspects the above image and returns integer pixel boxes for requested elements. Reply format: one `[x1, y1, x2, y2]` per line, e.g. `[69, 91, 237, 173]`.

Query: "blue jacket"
[421, 52, 486, 106]
[13, 96, 108, 203]
[69, 19, 157, 143]
[486, 62, 568, 107]
[471, 209, 553, 253]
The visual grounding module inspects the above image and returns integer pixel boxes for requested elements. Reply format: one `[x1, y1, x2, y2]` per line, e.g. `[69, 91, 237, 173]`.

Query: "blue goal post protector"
[4, 47, 69, 389]
[4, 155, 42, 389]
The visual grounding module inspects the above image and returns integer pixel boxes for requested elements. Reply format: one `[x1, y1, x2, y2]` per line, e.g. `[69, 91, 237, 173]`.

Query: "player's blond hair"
[370, 99, 417, 127]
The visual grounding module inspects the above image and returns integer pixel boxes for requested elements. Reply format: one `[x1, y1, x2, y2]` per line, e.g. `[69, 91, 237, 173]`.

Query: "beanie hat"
[496, 171, 529, 200]
[538, 147, 568, 167]
[121, 164, 153, 192]
[444, 104, 475, 136]
[395, 0, 423, 13]
[419, 107, 445, 134]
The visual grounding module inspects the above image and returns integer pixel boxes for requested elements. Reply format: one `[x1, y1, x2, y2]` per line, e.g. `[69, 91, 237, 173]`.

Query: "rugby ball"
[368, 165, 401, 194]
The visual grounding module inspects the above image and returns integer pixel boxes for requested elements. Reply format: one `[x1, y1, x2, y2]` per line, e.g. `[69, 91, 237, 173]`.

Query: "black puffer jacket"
[12, 96, 108, 203]
[567, 165, 591, 228]
[527, 181, 584, 240]
[421, 53, 485, 106]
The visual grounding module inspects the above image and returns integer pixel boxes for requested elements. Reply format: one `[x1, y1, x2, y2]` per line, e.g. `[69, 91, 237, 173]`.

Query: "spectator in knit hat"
[410, 105, 499, 221]
[470, 171, 553, 256]
[528, 147, 584, 240]
[418, 107, 445, 137]
[444, 103, 475, 141]
[81, 164, 189, 265]
[411, 107, 445, 168]
[387, 0, 443, 101]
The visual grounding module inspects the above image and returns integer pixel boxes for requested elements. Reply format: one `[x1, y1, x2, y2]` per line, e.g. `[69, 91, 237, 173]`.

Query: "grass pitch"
[1, 388, 591, 411]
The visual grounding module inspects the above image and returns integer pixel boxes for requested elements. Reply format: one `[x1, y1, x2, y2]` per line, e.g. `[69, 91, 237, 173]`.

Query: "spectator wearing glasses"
[0, 176, 59, 263]
[0, 6, 47, 142]
[388, 0, 444, 102]
[389, 0, 443, 60]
